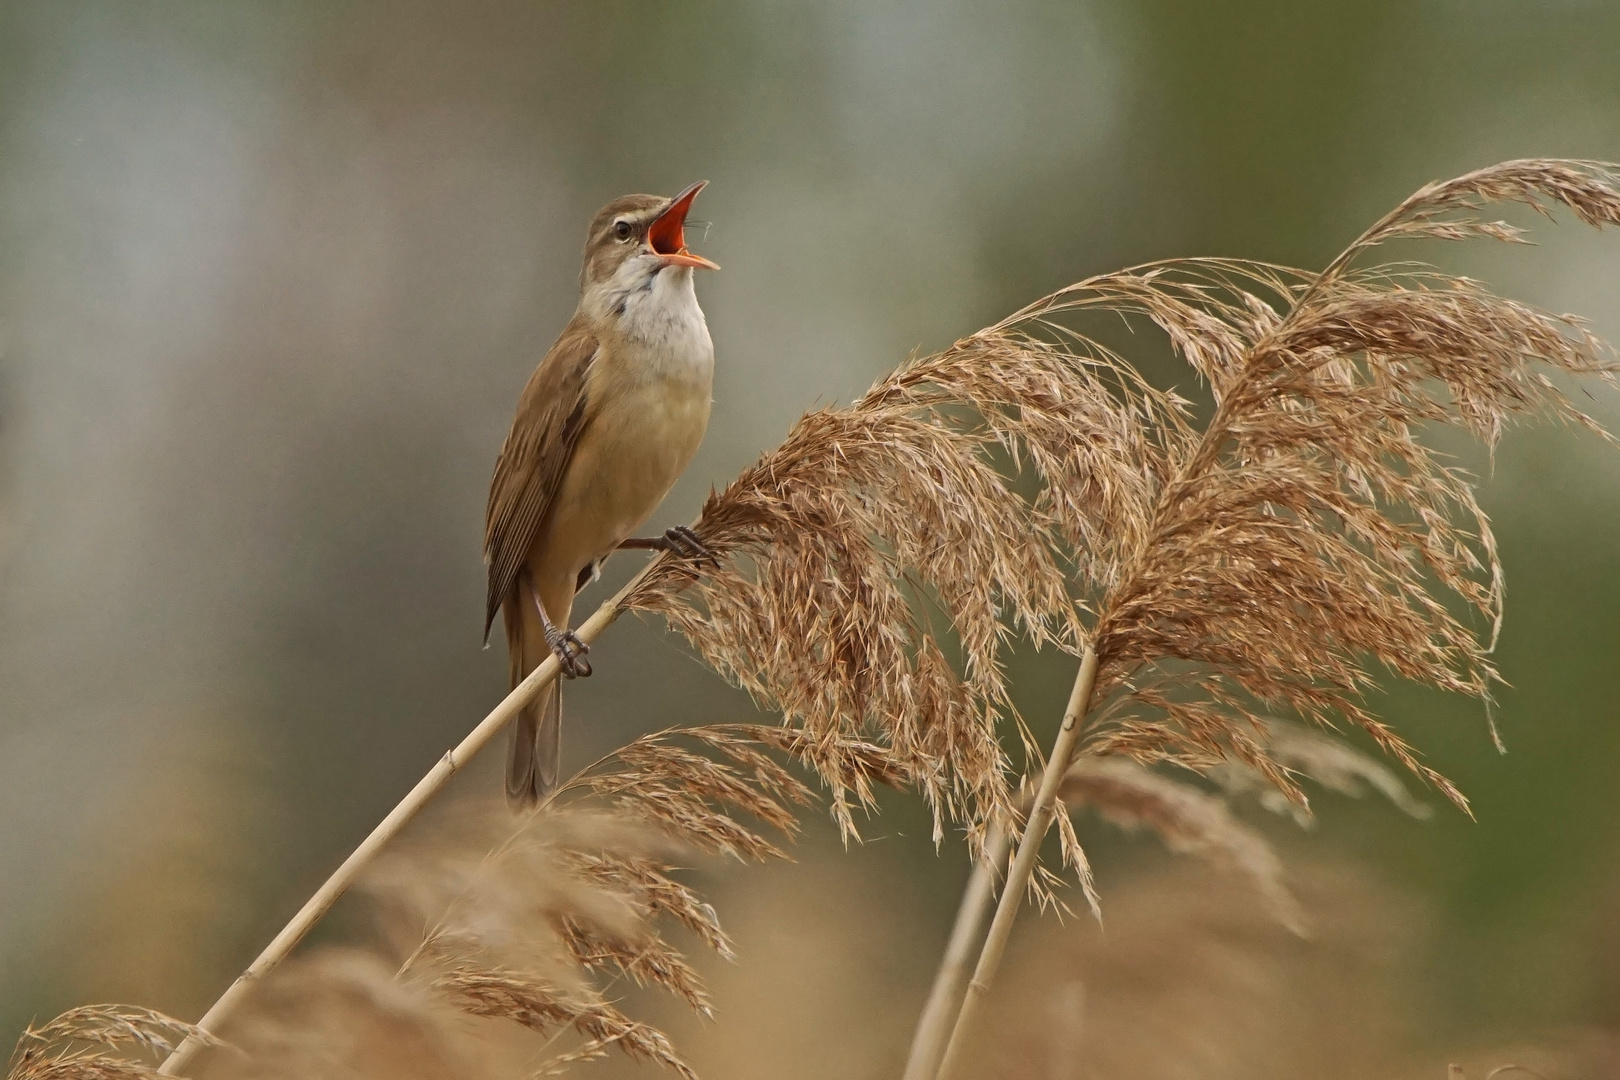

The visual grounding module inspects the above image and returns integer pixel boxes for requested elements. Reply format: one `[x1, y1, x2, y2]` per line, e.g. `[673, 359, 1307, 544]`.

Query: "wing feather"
[484, 320, 597, 638]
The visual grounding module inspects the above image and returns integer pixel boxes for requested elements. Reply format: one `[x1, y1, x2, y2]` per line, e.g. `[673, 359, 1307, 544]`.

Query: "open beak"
[647, 180, 719, 270]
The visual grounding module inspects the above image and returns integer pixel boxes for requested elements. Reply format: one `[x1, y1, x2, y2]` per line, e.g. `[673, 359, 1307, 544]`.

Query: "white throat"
[593, 259, 713, 382]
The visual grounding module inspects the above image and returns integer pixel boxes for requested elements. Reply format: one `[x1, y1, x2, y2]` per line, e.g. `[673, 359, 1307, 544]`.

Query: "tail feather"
[503, 575, 569, 808]
[534, 682, 562, 796]
[507, 680, 562, 805]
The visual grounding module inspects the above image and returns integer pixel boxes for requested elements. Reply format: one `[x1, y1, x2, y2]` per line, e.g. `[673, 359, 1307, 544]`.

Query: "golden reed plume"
[8, 727, 865, 1080]
[642, 160, 1620, 848]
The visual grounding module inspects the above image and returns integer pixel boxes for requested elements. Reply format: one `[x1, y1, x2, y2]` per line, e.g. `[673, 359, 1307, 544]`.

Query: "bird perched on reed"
[485, 182, 719, 805]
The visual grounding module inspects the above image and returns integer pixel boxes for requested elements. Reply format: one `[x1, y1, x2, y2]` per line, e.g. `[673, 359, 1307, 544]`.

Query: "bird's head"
[579, 181, 718, 296]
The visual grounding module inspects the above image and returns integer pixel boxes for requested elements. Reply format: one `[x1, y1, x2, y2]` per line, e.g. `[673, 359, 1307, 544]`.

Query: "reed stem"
[156, 561, 665, 1076]
[900, 821, 1011, 1080]
[933, 645, 1099, 1080]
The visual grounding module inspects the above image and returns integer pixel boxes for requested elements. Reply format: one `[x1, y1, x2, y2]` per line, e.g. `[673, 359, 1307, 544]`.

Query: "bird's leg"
[529, 578, 591, 678]
[618, 525, 720, 568]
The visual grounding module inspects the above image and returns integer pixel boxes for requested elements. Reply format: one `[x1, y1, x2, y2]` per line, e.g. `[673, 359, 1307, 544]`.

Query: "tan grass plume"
[13, 726, 861, 1080]
[911, 158, 1620, 1078]
[8, 1006, 221, 1080]
[641, 162, 1620, 860]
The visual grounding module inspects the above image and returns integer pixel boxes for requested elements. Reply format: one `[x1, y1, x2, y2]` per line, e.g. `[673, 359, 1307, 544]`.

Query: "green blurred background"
[2, 1, 1619, 1074]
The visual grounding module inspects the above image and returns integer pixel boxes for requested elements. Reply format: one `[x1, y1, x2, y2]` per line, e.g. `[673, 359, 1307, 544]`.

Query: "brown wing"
[484, 319, 597, 639]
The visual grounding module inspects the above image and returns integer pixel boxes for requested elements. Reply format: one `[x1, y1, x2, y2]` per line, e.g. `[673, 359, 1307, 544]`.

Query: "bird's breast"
[539, 287, 714, 578]
[590, 267, 715, 476]
[585, 332, 713, 515]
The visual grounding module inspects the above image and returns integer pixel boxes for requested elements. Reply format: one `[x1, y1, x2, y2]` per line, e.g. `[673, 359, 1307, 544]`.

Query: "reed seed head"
[631, 159, 1620, 883]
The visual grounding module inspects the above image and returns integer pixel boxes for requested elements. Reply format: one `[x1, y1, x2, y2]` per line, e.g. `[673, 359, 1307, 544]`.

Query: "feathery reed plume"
[902, 723, 1437, 1080]
[59, 725, 838, 1080]
[357, 726, 824, 1078]
[626, 381, 1090, 848]
[822, 158, 1620, 1078]
[938, 858, 1419, 1080]
[7, 1006, 221, 1080]
[1059, 758, 1304, 934]
[1213, 719, 1432, 825]
[635, 171, 1620, 862]
[209, 953, 476, 1080]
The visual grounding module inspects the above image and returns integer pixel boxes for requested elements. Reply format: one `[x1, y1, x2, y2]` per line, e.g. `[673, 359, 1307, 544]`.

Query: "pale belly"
[529, 376, 711, 598]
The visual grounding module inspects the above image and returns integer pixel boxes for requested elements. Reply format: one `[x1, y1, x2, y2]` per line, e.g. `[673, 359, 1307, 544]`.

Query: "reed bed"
[12, 158, 1620, 1080]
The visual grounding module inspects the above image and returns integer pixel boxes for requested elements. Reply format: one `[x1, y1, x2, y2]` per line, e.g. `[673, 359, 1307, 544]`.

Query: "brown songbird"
[485, 182, 719, 805]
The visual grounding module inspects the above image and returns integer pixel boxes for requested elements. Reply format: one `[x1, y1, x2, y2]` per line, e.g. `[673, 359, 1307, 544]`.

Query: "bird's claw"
[664, 525, 720, 569]
[548, 629, 592, 679]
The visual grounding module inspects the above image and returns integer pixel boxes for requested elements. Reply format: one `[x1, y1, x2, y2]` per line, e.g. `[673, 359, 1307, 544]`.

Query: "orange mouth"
[647, 180, 719, 270]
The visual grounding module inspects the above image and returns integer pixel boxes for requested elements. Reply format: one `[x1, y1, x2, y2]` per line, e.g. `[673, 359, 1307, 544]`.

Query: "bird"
[485, 181, 720, 806]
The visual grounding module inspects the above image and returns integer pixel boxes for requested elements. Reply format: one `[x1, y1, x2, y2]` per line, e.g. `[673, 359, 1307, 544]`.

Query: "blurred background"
[3, 2, 1620, 1076]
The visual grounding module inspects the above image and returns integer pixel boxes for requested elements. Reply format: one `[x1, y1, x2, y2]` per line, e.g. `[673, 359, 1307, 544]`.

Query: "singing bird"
[486, 182, 719, 805]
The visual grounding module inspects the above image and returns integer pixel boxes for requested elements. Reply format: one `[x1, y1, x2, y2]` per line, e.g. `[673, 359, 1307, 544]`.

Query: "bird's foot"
[546, 628, 592, 679]
[658, 525, 720, 568]
[619, 525, 720, 568]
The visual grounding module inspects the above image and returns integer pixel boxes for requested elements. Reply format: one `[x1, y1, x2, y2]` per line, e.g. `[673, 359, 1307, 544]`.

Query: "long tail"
[503, 574, 568, 806]
[506, 679, 561, 806]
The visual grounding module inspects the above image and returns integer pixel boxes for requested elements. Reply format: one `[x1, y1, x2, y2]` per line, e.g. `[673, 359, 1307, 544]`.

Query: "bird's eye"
[613, 220, 633, 241]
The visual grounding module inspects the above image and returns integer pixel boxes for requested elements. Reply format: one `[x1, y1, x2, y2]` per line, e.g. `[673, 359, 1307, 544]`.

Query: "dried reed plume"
[627, 357, 1093, 848]
[900, 727, 1428, 1080]
[1213, 719, 1432, 826]
[8, 1007, 220, 1080]
[899, 158, 1620, 1078]
[626, 163, 1620, 1079]
[640, 160, 1620, 860]
[343, 725, 832, 1078]
[17, 726, 855, 1080]
[1079, 722, 1428, 916]
[1059, 757, 1304, 934]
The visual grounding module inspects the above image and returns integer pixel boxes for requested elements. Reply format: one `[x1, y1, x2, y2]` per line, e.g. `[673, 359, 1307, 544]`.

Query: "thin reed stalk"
[934, 647, 1098, 1080]
[155, 555, 674, 1076]
[900, 822, 1011, 1080]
